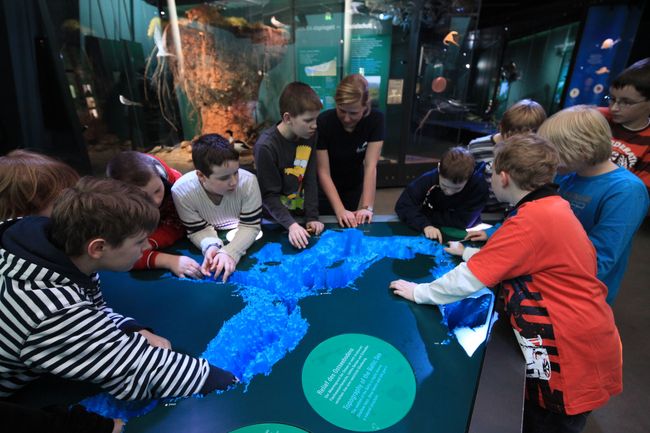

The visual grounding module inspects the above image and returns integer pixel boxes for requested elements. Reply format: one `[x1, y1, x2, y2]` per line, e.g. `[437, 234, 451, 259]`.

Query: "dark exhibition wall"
[0, 0, 647, 184]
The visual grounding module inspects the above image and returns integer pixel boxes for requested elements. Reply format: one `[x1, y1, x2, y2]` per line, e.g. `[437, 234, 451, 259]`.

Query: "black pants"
[523, 400, 591, 433]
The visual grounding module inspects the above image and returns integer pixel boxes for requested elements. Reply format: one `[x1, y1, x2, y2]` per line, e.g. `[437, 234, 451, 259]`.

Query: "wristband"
[359, 206, 374, 213]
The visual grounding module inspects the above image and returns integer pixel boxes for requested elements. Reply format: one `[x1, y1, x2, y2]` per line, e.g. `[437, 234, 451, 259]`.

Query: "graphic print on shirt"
[505, 275, 565, 413]
[355, 141, 368, 154]
[611, 140, 638, 169]
[282, 145, 312, 210]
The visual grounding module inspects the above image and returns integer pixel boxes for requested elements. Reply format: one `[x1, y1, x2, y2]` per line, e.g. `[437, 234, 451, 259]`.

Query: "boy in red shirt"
[600, 57, 650, 191]
[107, 151, 203, 278]
[390, 133, 622, 433]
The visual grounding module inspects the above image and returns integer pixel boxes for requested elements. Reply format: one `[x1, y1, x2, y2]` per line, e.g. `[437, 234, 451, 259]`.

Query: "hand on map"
[337, 209, 358, 228]
[464, 230, 488, 242]
[354, 208, 373, 224]
[167, 254, 203, 279]
[207, 364, 240, 391]
[112, 419, 125, 433]
[138, 329, 172, 350]
[444, 241, 465, 256]
[201, 244, 222, 276]
[306, 220, 325, 236]
[389, 279, 417, 302]
[289, 223, 311, 249]
[423, 225, 443, 243]
[208, 252, 236, 282]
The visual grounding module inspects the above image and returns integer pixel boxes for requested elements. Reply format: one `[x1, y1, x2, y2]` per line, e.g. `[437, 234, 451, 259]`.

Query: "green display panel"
[230, 424, 309, 433]
[302, 334, 416, 431]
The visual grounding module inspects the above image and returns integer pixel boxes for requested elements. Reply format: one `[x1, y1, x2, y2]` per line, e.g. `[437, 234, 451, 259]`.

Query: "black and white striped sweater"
[0, 217, 233, 400]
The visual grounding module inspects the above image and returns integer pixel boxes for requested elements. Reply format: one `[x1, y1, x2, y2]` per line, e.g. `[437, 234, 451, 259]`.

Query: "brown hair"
[494, 133, 559, 191]
[537, 105, 612, 169]
[106, 151, 160, 187]
[50, 177, 159, 256]
[0, 150, 79, 219]
[500, 99, 547, 137]
[191, 133, 239, 176]
[335, 74, 370, 110]
[279, 82, 323, 117]
[611, 57, 650, 99]
[439, 147, 475, 183]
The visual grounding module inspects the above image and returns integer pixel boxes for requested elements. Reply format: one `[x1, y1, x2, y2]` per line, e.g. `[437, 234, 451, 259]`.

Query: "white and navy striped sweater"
[0, 217, 230, 400]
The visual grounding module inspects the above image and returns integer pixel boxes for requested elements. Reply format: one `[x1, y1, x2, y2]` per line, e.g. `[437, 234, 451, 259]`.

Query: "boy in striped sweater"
[0, 178, 237, 407]
[172, 134, 263, 283]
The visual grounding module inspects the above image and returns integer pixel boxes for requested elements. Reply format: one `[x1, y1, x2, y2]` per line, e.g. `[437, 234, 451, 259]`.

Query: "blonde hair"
[0, 150, 79, 219]
[494, 133, 559, 191]
[335, 74, 370, 110]
[537, 105, 612, 169]
[500, 99, 547, 137]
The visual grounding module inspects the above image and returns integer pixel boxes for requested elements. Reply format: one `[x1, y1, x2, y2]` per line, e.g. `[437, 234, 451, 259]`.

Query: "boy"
[468, 98, 547, 214]
[601, 57, 650, 190]
[394, 147, 488, 243]
[172, 133, 262, 283]
[107, 151, 202, 279]
[538, 105, 648, 304]
[0, 178, 236, 404]
[254, 81, 325, 249]
[390, 134, 622, 433]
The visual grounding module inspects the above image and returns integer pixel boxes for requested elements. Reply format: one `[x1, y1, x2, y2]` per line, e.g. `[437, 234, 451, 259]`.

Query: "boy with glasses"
[600, 57, 650, 191]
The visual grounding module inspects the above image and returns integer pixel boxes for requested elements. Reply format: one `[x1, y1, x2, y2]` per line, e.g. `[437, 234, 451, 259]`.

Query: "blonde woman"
[317, 74, 384, 227]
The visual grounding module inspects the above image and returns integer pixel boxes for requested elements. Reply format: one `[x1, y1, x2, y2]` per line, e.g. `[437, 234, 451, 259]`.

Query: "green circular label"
[302, 334, 416, 431]
[229, 424, 309, 433]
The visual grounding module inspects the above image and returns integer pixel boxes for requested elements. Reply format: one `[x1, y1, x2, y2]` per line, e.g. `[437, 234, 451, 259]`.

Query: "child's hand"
[423, 225, 442, 242]
[306, 220, 325, 236]
[336, 209, 358, 228]
[169, 255, 202, 279]
[209, 252, 236, 283]
[464, 230, 488, 242]
[201, 245, 221, 276]
[444, 241, 465, 256]
[389, 279, 417, 302]
[354, 208, 373, 224]
[112, 419, 125, 433]
[288, 223, 310, 249]
[138, 329, 171, 350]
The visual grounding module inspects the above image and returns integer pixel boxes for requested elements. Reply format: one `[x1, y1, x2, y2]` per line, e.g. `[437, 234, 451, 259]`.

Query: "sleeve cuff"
[462, 247, 481, 262]
[200, 237, 223, 255]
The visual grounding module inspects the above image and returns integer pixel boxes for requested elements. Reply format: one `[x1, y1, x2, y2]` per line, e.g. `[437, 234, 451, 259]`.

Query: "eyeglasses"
[604, 95, 647, 108]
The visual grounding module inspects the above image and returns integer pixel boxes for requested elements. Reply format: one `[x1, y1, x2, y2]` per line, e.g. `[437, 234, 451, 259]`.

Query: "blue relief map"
[81, 229, 490, 421]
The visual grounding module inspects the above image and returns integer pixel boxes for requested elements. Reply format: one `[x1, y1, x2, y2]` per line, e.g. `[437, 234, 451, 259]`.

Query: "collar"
[507, 183, 559, 217]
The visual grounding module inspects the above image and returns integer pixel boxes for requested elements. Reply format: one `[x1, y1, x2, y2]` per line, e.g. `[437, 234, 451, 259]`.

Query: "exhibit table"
[8, 221, 524, 433]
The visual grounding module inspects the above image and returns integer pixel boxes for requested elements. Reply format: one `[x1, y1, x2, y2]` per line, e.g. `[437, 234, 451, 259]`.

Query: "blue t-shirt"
[557, 167, 649, 304]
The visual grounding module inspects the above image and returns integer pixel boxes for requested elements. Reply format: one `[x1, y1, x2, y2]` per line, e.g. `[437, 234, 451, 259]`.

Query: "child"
[317, 74, 384, 227]
[0, 149, 79, 219]
[467, 99, 547, 214]
[1, 154, 120, 432]
[390, 134, 622, 433]
[107, 151, 202, 279]
[602, 57, 650, 190]
[538, 105, 649, 304]
[254, 81, 325, 249]
[0, 178, 237, 404]
[172, 133, 262, 282]
[394, 147, 488, 243]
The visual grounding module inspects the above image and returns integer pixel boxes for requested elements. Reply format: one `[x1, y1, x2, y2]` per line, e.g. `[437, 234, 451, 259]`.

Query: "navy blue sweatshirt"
[395, 162, 489, 231]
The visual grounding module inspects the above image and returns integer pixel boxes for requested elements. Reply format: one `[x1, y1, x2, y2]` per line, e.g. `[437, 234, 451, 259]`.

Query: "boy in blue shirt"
[538, 105, 649, 304]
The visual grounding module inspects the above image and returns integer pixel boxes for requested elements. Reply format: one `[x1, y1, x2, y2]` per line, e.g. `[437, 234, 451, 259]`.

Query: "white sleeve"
[462, 247, 481, 262]
[414, 262, 485, 305]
